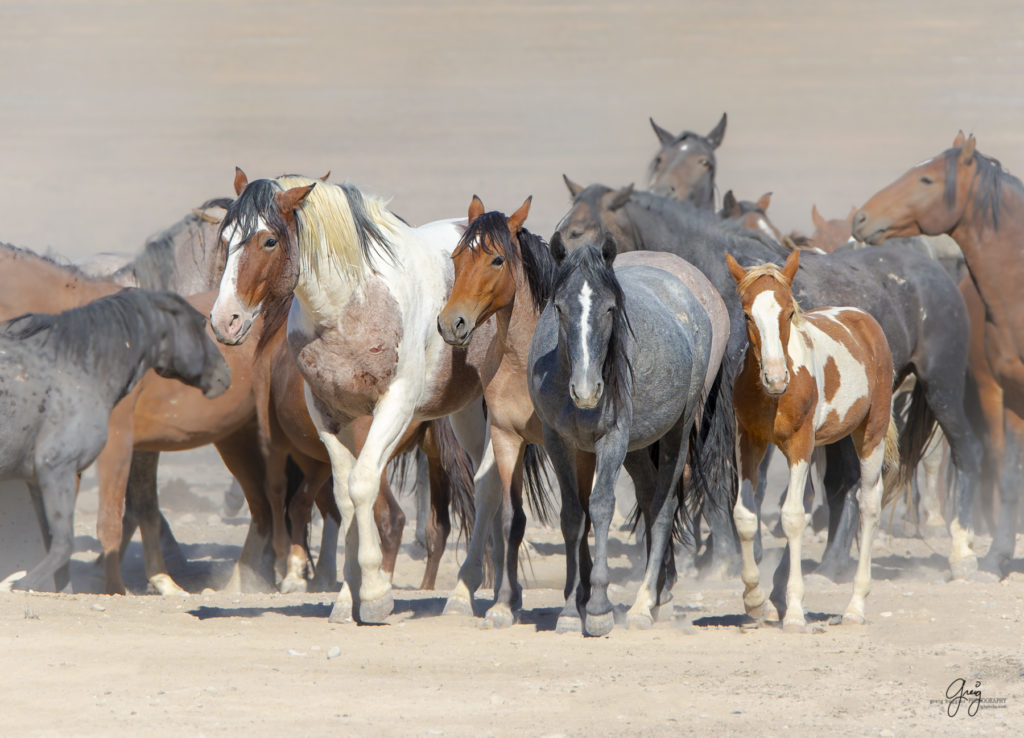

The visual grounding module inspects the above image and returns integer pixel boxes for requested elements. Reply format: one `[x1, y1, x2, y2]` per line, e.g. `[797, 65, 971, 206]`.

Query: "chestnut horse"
[854, 132, 1024, 576]
[210, 170, 499, 623]
[727, 250, 901, 630]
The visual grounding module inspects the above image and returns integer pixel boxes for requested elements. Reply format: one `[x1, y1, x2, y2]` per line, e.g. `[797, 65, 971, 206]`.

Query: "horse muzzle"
[570, 380, 604, 410]
[851, 211, 888, 245]
[437, 312, 473, 348]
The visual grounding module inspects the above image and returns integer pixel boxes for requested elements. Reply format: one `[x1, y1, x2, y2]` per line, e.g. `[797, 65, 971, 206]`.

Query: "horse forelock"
[736, 265, 805, 323]
[274, 175, 399, 284]
[221, 178, 289, 254]
[554, 245, 634, 411]
[457, 212, 555, 311]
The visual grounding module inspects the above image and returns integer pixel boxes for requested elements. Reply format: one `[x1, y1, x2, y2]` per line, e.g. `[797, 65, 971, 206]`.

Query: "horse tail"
[895, 377, 936, 494]
[522, 443, 557, 527]
[429, 415, 476, 545]
[881, 415, 904, 508]
[675, 352, 738, 545]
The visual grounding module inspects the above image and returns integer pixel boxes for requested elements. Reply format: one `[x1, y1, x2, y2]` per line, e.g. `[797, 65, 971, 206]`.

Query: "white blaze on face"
[756, 217, 779, 243]
[750, 289, 787, 386]
[578, 280, 593, 376]
[210, 216, 267, 336]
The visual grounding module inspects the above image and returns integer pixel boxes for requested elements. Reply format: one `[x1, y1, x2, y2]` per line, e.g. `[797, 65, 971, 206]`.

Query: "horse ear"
[601, 235, 617, 267]
[468, 195, 485, 224]
[507, 196, 532, 234]
[233, 167, 249, 196]
[707, 112, 727, 149]
[756, 192, 772, 212]
[960, 134, 977, 164]
[953, 130, 966, 148]
[608, 183, 634, 211]
[276, 183, 315, 214]
[811, 204, 827, 230]
[781, 249, 800, 282]
[650, 117, 675, 145]
[563, 174, 584, 198]
[721, 190, 739, 216]
[550, 231, 567, 265]
[846, 205, 858, 222]
[319, 171, 331, 182]
[725, 253, 746, 285]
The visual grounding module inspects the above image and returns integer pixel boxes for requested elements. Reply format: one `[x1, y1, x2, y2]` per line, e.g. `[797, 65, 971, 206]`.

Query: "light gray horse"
[0, 290, 230, 592]
[527, 237, 733, 636]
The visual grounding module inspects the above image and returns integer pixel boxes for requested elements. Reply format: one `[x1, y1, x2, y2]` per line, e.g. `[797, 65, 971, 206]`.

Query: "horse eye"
[699, 158, 710, 168]
[569, 230, 583, 240]
[788, 310, 795, 321]
[654, 156, 663, 167]
[491, 255, 504, 267]
[263, 237, 278, 249]
[920, 176, 934, 185]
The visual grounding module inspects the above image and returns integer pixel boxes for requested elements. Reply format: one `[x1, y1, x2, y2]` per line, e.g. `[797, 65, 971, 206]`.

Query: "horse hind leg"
[420, 446, 451, 591]
[128, 451, 188, 596]
[980, 409, 1024, 576]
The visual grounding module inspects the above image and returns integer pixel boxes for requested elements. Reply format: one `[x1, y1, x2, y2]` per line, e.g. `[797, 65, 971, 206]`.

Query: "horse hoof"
[627, 612, 654, 630]
[147, 573, 188, 597]
[328, 599, 354, 624]
[584, 611, 615, 637]
[555, 615, 582, 634]
[978, 552, 1009, 578]
[279, 576, 308, 595]
[949, 555, 978, 581]
[483, 605, 515, 629]
[0, 570, 27, 593]
[841, 612, 866, 626]
[442, 596, 474, 617]
[813, 558, 856, 583]
[782, 619, 807, 634]
[358, 593, 394, 624]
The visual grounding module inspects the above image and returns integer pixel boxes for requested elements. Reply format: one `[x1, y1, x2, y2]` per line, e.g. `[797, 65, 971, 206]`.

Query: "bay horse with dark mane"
[728, 250, 902, 629]
[854, 132, 1024, 575]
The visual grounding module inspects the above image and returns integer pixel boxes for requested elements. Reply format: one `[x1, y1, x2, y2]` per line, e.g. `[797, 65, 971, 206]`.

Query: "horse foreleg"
[843, 434, 885, 625]
[734, 431, 772, 621]
[481, 426, 526, 629]
[93, 398, 136, 595]
[778, 437, 814, 633]
[374, 476, 406, 582]
[445, 401, 502, 616]
[127, 451, 187, 596]
[583, 430, 629, 637]
[981, 408, 1024, 576]
[14, 464, 78, 593]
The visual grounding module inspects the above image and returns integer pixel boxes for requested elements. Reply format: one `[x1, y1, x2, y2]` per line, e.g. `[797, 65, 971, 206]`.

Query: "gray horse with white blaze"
[528, 236, 732, 636]
[0, 290, 230, 592]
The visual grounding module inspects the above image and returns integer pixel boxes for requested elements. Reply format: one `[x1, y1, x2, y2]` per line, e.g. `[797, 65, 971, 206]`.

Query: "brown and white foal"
[727, 250, 897, 631]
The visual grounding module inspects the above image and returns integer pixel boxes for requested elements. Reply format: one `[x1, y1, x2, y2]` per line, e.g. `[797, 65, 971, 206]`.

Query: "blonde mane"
[736, 262, 805, 322]
[277, 175, 403, 285]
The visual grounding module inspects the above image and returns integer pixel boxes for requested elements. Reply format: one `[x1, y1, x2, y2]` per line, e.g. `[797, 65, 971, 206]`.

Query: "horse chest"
[289, 288, 403, 420]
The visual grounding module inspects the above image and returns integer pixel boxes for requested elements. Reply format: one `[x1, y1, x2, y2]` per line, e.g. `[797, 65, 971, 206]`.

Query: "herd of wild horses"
[1, 115, 1021, 636]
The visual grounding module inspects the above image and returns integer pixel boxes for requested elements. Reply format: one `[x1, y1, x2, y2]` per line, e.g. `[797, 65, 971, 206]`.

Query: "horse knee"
[780, 509, 806, 540]
[733, 503, 758, 541]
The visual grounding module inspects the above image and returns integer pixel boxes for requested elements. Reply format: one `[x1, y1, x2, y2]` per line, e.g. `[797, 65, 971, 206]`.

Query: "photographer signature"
[945, 678, 982, 717]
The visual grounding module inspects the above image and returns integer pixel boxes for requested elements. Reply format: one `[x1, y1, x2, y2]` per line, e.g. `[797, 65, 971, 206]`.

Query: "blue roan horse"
[0, 290, 230, 592]
[527, 236, 733, 636]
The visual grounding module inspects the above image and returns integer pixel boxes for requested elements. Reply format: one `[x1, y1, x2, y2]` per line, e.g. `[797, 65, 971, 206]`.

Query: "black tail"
[430, 415, 476, 545]
[522, 443, 557, 527]
[897, 378, 937, 490]
[676, 354, 738, 545]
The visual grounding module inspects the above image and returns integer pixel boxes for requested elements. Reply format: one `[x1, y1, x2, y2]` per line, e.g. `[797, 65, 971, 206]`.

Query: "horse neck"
[496, 264, 541, 370]
[951, 178, 1024, 327]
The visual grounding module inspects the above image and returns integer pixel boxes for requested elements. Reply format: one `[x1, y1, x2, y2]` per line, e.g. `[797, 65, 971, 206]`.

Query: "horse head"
[210, 167, 312, 345]
[646, 113, 725, 209]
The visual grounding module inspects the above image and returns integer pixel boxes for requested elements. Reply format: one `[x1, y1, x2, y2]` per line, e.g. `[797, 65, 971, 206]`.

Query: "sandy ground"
[2, 1, 1024, 735]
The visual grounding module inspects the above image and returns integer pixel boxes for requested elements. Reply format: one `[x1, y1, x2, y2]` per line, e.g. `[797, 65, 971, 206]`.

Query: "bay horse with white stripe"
[728, 250, 901, 630]
[210, 169, 498, 623]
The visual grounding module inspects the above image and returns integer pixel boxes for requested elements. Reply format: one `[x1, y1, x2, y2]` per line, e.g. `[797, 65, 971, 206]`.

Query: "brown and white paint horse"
[727, 250, 900, 630]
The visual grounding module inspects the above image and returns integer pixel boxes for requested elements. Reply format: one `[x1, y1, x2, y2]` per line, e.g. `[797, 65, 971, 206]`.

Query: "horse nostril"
[853, 211, 866, 226]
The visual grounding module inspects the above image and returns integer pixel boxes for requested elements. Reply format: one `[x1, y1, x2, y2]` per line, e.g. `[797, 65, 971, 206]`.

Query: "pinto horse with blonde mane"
[854, 132, 1024, 576]
[211, 169, 498, 623]
[727, 250, 902, 630]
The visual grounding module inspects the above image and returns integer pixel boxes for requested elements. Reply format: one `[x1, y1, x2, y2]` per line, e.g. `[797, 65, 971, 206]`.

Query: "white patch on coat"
[579, 281, 593, 376]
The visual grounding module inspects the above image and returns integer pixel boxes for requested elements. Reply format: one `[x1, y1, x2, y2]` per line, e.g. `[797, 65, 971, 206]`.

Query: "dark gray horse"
[527, 237, 733, 636]
[0, 290, 230, 592]
[646, 113, 726, 208]
[554, 183, 981, 584]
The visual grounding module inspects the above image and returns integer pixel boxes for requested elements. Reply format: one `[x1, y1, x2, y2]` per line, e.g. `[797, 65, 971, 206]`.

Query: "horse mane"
[944, 146, 1024, 232]
[0, 289, 163, 371]
[735, 262, 806, 324]
[0, 241, 101, 280]
[453, 211, 556, 312]
[626, 189, 791, 258]
[276, 175, 400, 284]
[553, 244, 634, 412]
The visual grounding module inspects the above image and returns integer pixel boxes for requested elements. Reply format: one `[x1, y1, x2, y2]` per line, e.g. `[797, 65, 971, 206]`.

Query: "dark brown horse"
[854, 132, 1024, 576]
